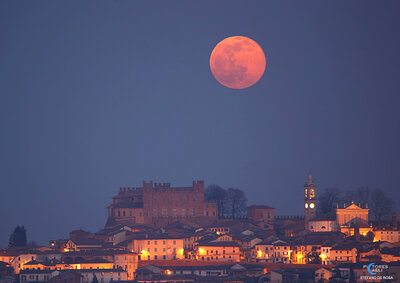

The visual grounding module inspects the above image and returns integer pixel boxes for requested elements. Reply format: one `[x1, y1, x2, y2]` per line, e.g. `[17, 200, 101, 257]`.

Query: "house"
[330, 245, 358, 264]
[314, 267, 332, 282]
[252, 239, 290, 263]
[65, 239, 104, 252]
[20, 269, 54, 282]
[196, 241, 241, 262]
[373, 229, 400, 243]
[62, 250, 137, 279]
[73, 268, 127, 283]
[128, 234, 184, 261]
[48, 271, 82, 283]
[380, 247, 400, 262]
[267, 268, 317, 283]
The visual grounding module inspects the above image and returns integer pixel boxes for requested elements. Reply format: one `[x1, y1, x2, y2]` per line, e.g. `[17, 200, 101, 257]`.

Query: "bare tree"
[342, 187, 394, 221]
[370, 188, 394, 221]
[204, 185, 227, 217]
[318, 187, 341, 214]
[342, 187, 371, 208]
[225, 188, 247, 218]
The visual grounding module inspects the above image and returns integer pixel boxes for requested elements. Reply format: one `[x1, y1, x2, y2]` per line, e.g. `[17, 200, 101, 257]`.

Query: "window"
[123, 211, 125, 217]
[153, 209, 158, 217]
[155, 241, 157, 245]
[173, 209, 177, 217]
[173, 240, 176, 245]
[192, 209, 195, 216]
[163, 209, 168, 217]
[182, 209, 185, 217]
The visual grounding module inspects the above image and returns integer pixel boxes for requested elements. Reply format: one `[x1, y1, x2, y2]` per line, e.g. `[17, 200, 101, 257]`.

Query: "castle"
[105, 180, 218, 227]
[105, 174, 371, 238]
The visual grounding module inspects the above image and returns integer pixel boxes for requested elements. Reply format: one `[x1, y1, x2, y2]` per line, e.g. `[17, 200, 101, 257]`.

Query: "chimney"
[392, 213, 398, 228]
[354, 224, 360, 241]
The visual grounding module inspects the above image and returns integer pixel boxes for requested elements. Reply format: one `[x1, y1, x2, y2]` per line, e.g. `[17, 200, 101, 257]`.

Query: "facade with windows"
[196, 241, 241, 262]
[128, 235, 185, 261]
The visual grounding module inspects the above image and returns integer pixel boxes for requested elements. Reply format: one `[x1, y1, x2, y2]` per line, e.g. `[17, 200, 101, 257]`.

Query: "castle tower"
[304, 172, 317, 229]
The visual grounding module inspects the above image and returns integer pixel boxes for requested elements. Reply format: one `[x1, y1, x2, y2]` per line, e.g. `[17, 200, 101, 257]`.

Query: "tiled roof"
[197, 241, 240, 247]
[330, 244, 358, 251]
[63, 250, 136, 256]
[20, 270, 54, 274]
[69, 238, 103, 246]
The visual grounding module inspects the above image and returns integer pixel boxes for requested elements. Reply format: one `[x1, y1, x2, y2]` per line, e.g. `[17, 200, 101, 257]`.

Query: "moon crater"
[210, 36, 266, 89]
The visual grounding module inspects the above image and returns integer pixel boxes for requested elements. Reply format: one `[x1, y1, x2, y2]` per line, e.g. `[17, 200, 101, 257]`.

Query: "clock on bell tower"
[304, 172, 317, 229]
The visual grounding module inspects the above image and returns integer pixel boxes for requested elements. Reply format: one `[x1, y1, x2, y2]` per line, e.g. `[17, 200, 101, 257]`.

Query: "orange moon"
[210, 36, 266, 89]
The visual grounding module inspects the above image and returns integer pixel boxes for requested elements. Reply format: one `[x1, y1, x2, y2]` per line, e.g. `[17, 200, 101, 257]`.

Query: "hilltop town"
[1, 174, 399, 282]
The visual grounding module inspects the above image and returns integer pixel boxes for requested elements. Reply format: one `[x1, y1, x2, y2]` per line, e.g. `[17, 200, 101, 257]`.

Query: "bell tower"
[304, 172, 316, 229]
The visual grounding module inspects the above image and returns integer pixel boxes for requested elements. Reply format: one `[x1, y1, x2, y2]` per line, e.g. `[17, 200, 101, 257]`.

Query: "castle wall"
[107, 180, 218, 227]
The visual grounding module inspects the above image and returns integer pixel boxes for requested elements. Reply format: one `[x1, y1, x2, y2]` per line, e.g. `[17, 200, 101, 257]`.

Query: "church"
[304, 173, 372, 237]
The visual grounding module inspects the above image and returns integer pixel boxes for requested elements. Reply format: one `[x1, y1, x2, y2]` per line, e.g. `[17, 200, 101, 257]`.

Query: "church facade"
[105, 180, 218, 227]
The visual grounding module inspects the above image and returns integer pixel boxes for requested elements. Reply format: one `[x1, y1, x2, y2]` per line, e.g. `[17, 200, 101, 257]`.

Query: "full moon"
[210, 36, 266, 89]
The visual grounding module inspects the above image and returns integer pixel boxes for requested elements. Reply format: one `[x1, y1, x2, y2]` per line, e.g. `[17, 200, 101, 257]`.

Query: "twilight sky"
[1, 1, 400, 247]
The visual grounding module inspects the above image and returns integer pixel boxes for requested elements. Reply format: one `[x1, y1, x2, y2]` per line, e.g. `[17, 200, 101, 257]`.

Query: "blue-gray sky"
[1, 1, 399, 247]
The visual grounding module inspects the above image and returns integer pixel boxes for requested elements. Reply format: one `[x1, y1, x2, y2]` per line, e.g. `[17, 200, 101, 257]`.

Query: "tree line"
[204, 185, 247, 218]
[318, 187, 395, 221]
